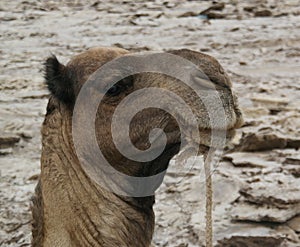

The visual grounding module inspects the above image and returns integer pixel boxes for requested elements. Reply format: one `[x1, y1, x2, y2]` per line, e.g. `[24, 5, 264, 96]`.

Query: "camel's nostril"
[193, 74, 217, 90]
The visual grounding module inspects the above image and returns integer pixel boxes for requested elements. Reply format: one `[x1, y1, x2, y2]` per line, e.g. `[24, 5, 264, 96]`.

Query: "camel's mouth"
[147, 129, 181, 150]
[176, 123, 241, 156]
[149, 130, 182, 159]
[145, 141, 181, 176]
[163, 141, 182, 154]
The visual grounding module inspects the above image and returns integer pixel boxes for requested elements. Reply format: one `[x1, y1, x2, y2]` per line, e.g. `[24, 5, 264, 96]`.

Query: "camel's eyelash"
[105, 76, 134, 97]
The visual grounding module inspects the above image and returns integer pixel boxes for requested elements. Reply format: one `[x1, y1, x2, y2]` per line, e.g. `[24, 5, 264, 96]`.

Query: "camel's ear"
[45, 56, 75, 104]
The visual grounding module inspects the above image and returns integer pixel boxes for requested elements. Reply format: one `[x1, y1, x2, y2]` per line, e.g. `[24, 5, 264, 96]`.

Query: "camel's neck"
[32, 99, 155, 247]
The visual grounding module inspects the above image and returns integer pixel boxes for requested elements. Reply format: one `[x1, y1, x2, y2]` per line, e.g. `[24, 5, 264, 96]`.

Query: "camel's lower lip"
[148, 141, 181, 156]
[164, 141, 181, 152]
[153, 130, 181, 142]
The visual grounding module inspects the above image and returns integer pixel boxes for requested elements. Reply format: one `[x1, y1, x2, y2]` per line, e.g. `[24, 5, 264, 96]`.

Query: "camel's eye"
[105, 76, 133, 97]
[106, 84, 122, 96]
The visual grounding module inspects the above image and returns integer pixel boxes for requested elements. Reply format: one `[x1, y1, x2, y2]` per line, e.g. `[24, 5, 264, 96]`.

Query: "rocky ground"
[0, 0, 299, 246]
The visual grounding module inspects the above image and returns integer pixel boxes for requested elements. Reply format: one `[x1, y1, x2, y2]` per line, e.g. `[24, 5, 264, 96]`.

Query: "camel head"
[44, 46, 243, 196]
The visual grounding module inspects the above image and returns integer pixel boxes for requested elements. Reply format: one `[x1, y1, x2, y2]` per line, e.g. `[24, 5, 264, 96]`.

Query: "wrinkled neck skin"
[32, 98, 155, 247]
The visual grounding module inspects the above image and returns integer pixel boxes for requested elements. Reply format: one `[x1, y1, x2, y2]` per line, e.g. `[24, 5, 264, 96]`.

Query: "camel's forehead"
[67, 47, 129, 71]
[66, 46, 129, 84]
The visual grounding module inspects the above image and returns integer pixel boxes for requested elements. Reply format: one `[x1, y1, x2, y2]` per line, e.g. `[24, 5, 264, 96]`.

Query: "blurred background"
[0, 0, 299, 246]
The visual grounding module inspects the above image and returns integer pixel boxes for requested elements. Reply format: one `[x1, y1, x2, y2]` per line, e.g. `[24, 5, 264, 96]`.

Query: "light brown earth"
[0, 0, 299, 246]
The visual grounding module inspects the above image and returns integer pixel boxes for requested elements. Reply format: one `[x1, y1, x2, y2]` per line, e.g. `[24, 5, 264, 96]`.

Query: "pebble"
[0, 134, 20, 149]
[288, 215, 300, 233]
[254, 10, 273, 17]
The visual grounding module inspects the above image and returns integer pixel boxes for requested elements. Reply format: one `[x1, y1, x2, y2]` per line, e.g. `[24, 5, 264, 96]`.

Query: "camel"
[31, 47, 243, 247]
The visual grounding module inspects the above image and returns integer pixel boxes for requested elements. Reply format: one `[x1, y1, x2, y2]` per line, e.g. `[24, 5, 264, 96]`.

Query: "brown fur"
[32, 47, 243, 247]
[31, 180, 44, 246]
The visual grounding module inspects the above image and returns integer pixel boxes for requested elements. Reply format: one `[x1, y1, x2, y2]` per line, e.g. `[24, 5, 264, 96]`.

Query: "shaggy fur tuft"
[45, 56, 75, 104]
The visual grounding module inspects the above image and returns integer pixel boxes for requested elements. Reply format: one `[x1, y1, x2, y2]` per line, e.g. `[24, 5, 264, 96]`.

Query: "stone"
[255, 10, 273, 17]
[178, 12, 198, 18]
[287, 215, 300, 233]
[198, 2, 226, 19]
[0, 147, 13, 155]
[251, 96, 289, 108]
[230, 27, 240, 32]
[215, 223, 285, 247]
[239, 61, 247, 66]
[161, 211, 183, 226]
[0, 16, 17, 21]
[206, 12, 226, 19]
[224, 152, 280, 169]
[237, 128, 287, 151]
[231, 202, 300, 223]
[287, 138, 300, 149]
[0, 134, 20, 149]
[284, 154, 300, 165]
[20, 90, 49, 99]
[241, 107, 269, 119]
[200, 3, 225, 15]
[213, 175, 241, 204]
[28, 174, 39, 181]
[284, 165, 300, 178]
[244, 6, 256, 12]
[19, 131, 33, 139]
[217, 235, 283, 247]
[239, 174, 300, 208]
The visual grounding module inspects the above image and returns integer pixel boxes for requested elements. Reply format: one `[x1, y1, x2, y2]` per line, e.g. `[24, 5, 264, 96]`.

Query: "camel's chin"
[154, 141, 181, 164]
[144, 142, 181, 175]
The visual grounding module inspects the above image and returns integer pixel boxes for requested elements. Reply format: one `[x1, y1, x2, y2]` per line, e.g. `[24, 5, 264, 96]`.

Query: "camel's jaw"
[154, 141, 182, 163]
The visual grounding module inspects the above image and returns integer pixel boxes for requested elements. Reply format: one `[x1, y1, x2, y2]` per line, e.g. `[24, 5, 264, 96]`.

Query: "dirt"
[0, 0, 299, 246]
